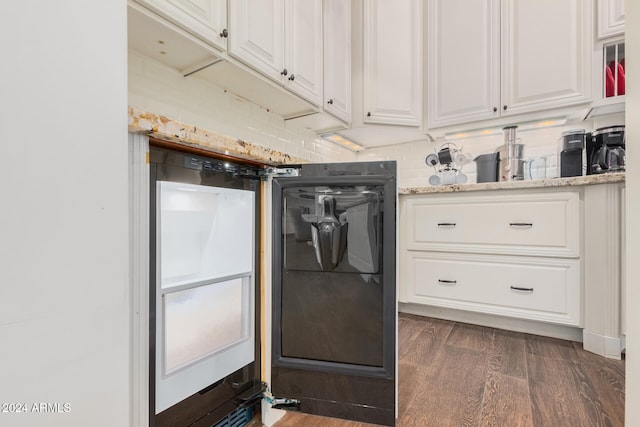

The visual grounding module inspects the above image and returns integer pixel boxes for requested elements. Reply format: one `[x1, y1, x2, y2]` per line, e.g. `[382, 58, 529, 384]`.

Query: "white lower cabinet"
[582, 182, 625, 358]
[404, 191, 580, 257]
[401, 189, 582, 328]
[406, 252, 581, 326]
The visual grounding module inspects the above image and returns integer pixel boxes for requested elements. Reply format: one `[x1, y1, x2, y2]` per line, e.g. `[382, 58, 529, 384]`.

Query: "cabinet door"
[228, 0, 285, 80]
[136, 0, 228, 50]
[598, 0, 625, 39]
[323, 0, 351, 123]
[363, 0, 423, 126]
[284, 0, 323, 106]
[426, 0, 500, 128]
[501, 0, 591, 116]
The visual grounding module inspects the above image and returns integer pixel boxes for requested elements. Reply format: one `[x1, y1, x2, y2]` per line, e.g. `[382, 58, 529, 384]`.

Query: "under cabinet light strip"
[321, 133, 364, 151]
[444, 118, 567, 141]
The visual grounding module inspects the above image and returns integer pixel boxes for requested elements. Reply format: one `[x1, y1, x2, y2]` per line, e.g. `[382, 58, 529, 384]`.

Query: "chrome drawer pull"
[437, 223, 456, 227]
[438, 279, 457, 285]
[510, 286, 534, 293]
[509, 222, 533, 227]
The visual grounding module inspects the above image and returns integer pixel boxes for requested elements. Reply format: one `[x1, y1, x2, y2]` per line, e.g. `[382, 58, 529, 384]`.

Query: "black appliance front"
[560, 130, 587, 177]
[271, 162, 397, 426]
[560, 149, 584, 177]
[149, 146, 263, 427]
[589, 126, 626, 174]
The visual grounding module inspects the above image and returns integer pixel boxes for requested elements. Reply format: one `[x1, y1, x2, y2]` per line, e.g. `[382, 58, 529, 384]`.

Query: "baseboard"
[582, 329, 623, 360]
[399, 302, 583, 342]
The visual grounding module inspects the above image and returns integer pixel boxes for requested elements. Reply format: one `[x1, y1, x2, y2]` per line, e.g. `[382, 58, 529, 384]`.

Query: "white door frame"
[129, 133, 150, 427]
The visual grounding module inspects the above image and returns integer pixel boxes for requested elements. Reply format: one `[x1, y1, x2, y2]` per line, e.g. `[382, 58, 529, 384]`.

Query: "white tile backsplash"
[129, 51, 625, 178]
[128, 51, 356, 164]
[359, 114, 625, 188]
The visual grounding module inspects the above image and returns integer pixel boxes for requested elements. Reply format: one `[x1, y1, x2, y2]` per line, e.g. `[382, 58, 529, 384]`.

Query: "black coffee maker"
[560, 129, 588, 177]
[588, 126, 626, 174]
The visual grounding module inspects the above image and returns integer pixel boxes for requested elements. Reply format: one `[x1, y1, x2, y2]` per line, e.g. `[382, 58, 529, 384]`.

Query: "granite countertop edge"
[399, 173, 626, 195]
[128, 107, 308, 165]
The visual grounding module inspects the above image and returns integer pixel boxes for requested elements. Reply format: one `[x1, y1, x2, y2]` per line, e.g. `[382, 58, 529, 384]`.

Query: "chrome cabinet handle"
[510, 286, 534, 292]
[437, 223, 456, 227]
[438, 279, 457, 285]
[509, 222, 533, 227]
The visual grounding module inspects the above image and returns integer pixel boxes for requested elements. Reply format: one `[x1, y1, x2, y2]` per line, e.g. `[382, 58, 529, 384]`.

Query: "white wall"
[0, 2, 130, 427]
[625, 0, 639, 424]
[128, 52, 357, 164]
[360, 115, 625, 189]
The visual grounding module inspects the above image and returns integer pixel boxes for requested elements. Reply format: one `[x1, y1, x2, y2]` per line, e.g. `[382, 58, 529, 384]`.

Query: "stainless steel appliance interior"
[149, 146, 264, 427]
[271, 161, 398, 426]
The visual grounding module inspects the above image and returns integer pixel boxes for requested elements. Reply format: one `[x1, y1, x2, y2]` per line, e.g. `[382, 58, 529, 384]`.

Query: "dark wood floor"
[258, 313, 625, 427]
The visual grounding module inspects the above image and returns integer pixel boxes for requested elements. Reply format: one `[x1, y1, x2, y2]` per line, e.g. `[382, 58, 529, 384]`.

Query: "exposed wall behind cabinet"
[360, 114, 625, 188]
[128, 52, 356, 163]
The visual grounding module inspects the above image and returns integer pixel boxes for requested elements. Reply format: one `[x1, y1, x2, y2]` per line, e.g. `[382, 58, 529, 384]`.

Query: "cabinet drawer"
[404, 191, 580, 257]
[405, 252, 581, 326]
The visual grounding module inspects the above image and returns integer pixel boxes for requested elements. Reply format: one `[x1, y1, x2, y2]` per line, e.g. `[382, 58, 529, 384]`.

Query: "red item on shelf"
[606, 60, 626, 97]
[606, 62, 615, 97]
[618, 60, 626, 95]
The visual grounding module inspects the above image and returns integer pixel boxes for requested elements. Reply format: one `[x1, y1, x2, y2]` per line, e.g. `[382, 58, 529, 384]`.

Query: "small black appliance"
[474, 152, 500, 183]
[560, 129, 588, 177]
[589, 126, 626, 174]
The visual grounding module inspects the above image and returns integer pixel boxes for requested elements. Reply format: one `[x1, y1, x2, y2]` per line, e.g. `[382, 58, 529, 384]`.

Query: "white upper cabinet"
[427, 0, 591, 129]
[228, 0, 323, 106]
[598, 0, 625, 39]
[363, 0, 423, 126]
[427, 0, 500, 128]
[284, 0, 323, 106]
[228, 0, 285, 79]
[135, 0, 228, 50]
[501, 0, 591, 116]
[323, 0, 352, 123]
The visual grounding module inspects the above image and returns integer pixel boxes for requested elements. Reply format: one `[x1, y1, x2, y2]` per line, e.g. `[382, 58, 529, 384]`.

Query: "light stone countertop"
[128, 107, 307, 165]
[399, 172, 626, 195]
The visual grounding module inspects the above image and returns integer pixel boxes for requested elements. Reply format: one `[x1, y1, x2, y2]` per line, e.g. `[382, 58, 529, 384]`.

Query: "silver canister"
[503, 125, 518, 144]
[497, 126, 525, 181]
